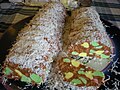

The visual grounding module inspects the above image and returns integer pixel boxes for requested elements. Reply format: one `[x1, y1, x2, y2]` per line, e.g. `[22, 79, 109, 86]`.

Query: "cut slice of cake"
[57, 55, 105, 87]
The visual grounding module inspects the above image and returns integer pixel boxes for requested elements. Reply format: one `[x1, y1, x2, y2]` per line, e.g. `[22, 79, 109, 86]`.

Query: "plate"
[98, 19, 120, 89]
[0, 17, 120, 90]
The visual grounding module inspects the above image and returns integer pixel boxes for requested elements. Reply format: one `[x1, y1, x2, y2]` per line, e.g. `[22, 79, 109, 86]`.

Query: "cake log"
[46, 7, 113, 90]
[2, 2, 66, 85]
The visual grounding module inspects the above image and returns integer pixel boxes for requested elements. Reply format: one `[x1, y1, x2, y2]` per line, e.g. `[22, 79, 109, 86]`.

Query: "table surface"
[92, 0, 120, 28]
[0, 0, 120, 37]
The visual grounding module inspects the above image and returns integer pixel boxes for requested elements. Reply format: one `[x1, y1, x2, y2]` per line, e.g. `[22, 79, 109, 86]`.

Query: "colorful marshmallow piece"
[78, 71, 85, 75]
[72, 51, 79, 55]
[79, 68, 85, 71]
[65, 72, 74, 79]
[85, 71, 93, 80]
[21, 75, 31, 83]
[90, 49, 95, 53]
[15, 69, 23, 76]
[100, 54, 110, 59]
[95, 46, 103, 49]
[79, 52, 87, 57]
[71, 79, 82, 85]
[91, 41, 99, 47]
[93, 71, 105, 77]
[4, 67, 12, 75]
[95, 50, 104, 55]
[81, 42, 89, 48]
[63, 58, 71, 63]
[71, 59, 80, 67]
[30, 73, 42, 84]
[79, 77, 87, 84]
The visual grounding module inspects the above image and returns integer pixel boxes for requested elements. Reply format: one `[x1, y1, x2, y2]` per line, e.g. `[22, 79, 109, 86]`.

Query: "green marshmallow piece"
[91, 41, 99, 47]
[30, 73, 42, 84]
[96, 46, 103, 49]
[71, 79, 82, 85]
[71, 51, 79, 55]
[93, 71, 105, 77]
[79, 68, 85, 71]
[89, 53, 93, 55]
[3, 67, 12, 75]
[90, 49, 95, 53]
[78, 71, 85, 74]
[101, 54, 110, 58]
[79, 77, 87, 84]
[63, 58, 70, 63]
[21, 75, 31, 83]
